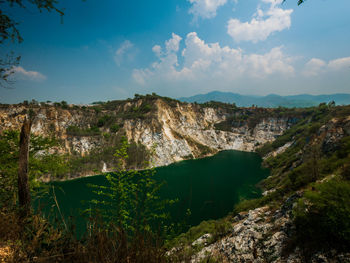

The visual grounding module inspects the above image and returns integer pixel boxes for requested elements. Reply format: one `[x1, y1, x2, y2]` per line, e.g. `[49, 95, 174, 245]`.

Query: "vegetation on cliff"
[165, 103, 350, 260]
[0, 129, 172, 262]
[0, 130, 68, 206]
[1, 99, 350, 261]
[238, 103, 350, 255]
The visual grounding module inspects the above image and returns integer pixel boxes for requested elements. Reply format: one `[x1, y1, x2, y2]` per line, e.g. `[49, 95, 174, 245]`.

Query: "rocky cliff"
[0, 95, 300, 177]
[170, 105, 350, 263]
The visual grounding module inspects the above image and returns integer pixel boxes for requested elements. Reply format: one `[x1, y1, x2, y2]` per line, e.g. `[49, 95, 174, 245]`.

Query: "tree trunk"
[18, 118, 31, 217]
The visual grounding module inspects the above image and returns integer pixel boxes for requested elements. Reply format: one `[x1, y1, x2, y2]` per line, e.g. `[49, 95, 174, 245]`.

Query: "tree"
[0, 0, 64, 87]
[18, 118, 31, 217]
[88, 137, 174, 236]
[0, 127, 68, 209]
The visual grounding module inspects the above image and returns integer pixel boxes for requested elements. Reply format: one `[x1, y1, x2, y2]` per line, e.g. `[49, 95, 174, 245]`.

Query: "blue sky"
[1, 0, 350, 103]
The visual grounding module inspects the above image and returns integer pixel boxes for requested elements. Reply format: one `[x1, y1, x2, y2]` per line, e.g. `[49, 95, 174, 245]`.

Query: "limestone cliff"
[175, 106, 350, 263]
[0, 96, 299, 177]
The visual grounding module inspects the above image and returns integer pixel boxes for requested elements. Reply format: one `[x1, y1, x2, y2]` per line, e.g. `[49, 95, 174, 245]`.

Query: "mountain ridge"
[179, 91, 350, 108]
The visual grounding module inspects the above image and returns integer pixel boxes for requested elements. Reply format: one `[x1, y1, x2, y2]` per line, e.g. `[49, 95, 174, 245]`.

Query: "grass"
[0, 208, 168, 262]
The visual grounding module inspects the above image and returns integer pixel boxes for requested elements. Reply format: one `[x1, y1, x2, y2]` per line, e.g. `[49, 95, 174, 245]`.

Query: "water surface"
[37, 150, 269, 234]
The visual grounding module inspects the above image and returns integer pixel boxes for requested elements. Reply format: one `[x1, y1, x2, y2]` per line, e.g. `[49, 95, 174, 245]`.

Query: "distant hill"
[179, 91, 350, 108]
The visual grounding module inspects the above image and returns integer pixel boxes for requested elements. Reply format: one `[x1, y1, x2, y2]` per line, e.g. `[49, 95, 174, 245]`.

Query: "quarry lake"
[37, 150, 269, 234]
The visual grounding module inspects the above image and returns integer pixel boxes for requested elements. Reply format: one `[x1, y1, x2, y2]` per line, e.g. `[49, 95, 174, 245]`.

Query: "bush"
[293, 179, 350, 252]
[110, 123, 120, 133]
[61, 100, 68, 109]
[0, 208, 167, 262]
[97, 115, 112, 127]
[168, 217, 231, 249]
[66, 125, 101, 136]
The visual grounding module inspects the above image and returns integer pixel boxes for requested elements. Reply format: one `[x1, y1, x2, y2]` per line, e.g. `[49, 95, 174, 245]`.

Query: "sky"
[1, 0, 350, 104]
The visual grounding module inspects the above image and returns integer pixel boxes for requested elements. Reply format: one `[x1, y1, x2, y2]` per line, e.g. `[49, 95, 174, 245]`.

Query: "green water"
[36, 150, 269, 234]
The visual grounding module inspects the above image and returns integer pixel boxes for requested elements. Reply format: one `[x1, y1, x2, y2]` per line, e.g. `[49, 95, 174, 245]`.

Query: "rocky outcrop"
[187, 114, 350, 263]
[191, 198, 350, 263]
[0, 99, 296, 173]
[122, 100, 294, 166]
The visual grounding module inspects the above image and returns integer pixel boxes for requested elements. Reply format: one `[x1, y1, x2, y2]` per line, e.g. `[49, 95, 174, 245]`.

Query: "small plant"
[103, 132, 111, 139]
[87, 137, 175, 236]
[110, 123, 120, 133]
[97, 115, 112, 127]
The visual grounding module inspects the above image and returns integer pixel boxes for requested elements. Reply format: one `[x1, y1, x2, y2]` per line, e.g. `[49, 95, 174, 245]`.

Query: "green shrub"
[293, 178, 350, 252]
[103, 132, 111, 139]
[61, 100, 68, 109]
[97, 115, 112, 127]
[110, 123, 120, 133]
[168, 218, 231, 249]
[66, 125, 101, 136]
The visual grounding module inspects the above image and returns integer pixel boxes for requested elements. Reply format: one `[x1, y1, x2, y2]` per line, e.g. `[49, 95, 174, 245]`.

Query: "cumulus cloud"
[328, 57, 350, 71]
[11, 66, 46, 81]
[114, 40, 135, 66]
[303, 58, 327, 77]
[303, 56, 350, 77]
[227, 0, 293, 43]
[188, 0, 227, 20]
[132, 32, 295, 87]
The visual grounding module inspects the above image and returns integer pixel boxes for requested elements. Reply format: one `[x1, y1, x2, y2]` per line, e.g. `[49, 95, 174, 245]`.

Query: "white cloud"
[227, 0, 293, 43]
[328, 57, 350, 71]
[303, 58, 327, 77]
[11, 66, 46, 81]
[188, 0, 227, 20]
[165, 33, 182, 54]
[303, 56, 350, 77]
[132, 32, 295, 87]
[114, 40, 135, 66]
[133, 33, 183, 85]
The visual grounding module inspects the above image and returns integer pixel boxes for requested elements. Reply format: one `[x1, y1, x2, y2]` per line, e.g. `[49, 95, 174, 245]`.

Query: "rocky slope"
[2, 97, 350, 261]
[0, 96, 299, 176]
[172, 105, 350, 263]
[190, 201, 350, 263]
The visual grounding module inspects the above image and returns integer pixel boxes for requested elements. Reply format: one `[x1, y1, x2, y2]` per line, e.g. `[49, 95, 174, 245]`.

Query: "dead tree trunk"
[18, 118, 31, 217]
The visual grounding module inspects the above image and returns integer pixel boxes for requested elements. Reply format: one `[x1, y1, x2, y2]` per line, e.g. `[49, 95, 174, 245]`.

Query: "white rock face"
[0, 99, 294, 169]
[190, 205, 350, 263]
[123, 100, 293, 167]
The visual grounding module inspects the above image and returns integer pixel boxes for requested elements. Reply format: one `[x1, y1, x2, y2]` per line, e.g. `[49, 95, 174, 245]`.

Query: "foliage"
[0, 207, 167, 262]
[0, 52, 20, 88]
[0, 130, 68, 207]
[66, 125, 101, 136]
[200, 100, 237, 110]
[233, 190, 283, 214]
[293, 178, 350, 252]
[284, 0, 305, 5]
[168, 217, 232, 249]
[110, 123, 120, 133]
[87, 137, 174, 236]
[67, 136, 150, 176]
[0, 132, 169, 262]
[0, 0, 63, 87]
[121, 102, 154, 120]
[232, 104, 350, 225]
[214, 106, 313, 133]
[97, 115, 112, 127]
[60, 100, 68, 109]
[165, 216, 231, 262]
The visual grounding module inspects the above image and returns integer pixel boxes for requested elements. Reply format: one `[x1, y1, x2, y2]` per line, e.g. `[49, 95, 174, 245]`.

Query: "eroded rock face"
[122, 100, 294, 167]
[191, 203, 350, 263]
[0, 100, 294, 171]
